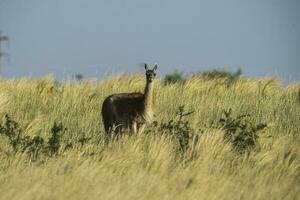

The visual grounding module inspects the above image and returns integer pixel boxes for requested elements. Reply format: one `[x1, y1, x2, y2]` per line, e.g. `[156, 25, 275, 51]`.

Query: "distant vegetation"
[163, 70, 185, 85]
[163, 68, 242, 85]
[0, 75, 299, 199]
[198, 68, 242, 80]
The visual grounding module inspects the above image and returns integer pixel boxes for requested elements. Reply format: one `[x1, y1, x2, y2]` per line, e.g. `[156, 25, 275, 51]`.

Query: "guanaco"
[101, 63, 158, 142]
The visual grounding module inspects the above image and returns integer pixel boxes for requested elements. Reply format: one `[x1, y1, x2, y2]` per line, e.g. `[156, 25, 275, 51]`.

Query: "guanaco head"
[144, 63, 158, 83]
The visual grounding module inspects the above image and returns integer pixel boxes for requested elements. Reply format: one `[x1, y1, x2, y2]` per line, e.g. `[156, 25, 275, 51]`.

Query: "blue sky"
[0, 0, 299, 82]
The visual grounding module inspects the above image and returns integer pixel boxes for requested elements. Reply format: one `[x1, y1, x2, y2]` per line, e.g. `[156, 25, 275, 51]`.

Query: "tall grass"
[0, 75, 299, 200]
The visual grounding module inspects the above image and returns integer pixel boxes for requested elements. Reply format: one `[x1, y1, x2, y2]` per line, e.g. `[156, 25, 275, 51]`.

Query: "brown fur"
[101, 64, 157, 143]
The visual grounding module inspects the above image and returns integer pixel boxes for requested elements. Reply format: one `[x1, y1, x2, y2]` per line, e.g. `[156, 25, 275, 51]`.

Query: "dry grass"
[0, 75, 299, 200]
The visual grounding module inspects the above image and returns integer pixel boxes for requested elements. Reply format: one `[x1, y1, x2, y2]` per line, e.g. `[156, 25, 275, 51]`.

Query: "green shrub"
[46, 122, 66, 156]
[0, 115, 24, 152]
[151, 106, 197, 153]
[0, 115, 66, 160]
[149, 106, 267, 154]
[213, 109, 267, 153]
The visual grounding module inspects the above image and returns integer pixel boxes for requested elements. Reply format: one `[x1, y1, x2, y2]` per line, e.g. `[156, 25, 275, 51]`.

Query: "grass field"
[0, 75, 299, 200]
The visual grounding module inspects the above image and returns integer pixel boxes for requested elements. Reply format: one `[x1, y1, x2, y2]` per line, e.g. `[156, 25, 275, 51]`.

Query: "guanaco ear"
[153, 63, 158, 71]
[144, 64, 148, 70]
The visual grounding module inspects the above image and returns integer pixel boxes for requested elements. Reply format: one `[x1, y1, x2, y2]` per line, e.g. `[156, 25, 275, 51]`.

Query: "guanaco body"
[101, 64, 158, 142]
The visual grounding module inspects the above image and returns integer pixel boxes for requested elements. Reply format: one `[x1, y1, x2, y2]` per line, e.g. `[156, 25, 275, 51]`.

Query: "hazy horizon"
[0, 0, 299, 83]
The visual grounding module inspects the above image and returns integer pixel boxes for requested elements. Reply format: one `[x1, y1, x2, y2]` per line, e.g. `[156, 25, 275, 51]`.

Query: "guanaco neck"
[143, 80, 154, 118]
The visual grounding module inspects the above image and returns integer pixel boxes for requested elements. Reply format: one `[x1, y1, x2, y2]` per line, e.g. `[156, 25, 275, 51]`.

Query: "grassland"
[0, 75, 299, 200]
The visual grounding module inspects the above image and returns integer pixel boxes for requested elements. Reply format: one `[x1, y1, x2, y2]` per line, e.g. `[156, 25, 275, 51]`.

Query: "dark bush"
[163, 71, 185, 85]
[0, 115, 66, 160]
[193, 68, 242, 87]
[0, 115, 23, 152]
[213, 109, 267, 153]
[47, 122, 66, 156]
[151, 106, 196, 153]
[199, 68, 242, 80]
